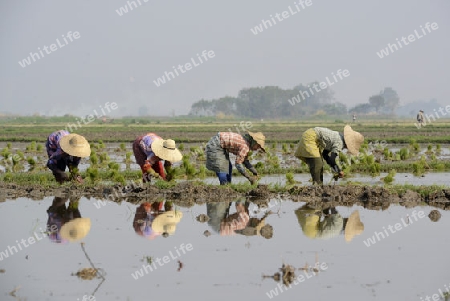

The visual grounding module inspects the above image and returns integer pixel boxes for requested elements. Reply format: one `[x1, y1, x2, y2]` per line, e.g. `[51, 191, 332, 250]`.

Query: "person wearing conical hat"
[205, 131, 265, 185]
[133, 201, 165, 239]
[294, 125, 364, 184]
[152, 210, 183, 238]
[46, 130, 91, 184]
[132, 133, 182, 183]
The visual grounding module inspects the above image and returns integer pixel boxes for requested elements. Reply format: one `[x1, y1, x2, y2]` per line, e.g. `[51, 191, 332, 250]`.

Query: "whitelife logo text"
[18, 31, 81, 68]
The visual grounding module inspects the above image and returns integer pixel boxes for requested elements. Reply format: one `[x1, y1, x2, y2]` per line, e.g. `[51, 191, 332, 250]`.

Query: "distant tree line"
[189, 85, 400, 118]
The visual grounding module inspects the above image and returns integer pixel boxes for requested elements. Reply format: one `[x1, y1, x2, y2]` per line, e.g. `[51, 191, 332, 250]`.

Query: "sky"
[0, 0, 449, 117]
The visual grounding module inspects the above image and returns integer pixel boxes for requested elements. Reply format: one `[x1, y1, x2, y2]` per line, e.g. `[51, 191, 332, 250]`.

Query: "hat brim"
[152, 211, 183, 234]
[247, 131, 266, 152]
[343, 125, 364, 156]
[59, 134, 91, 157]
[344, 211, 364, 242]
[60, 218, 91, 242]
[151, 139, 183, 162]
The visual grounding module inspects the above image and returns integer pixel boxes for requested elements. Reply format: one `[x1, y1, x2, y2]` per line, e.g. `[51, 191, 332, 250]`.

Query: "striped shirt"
[139, 133, 162, 163]
[219, 132, 250, 164]
[314, 127, 344, 154]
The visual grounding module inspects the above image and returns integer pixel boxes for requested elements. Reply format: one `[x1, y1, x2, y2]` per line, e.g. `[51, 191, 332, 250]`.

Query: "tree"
[349, 103, 374, 114]
[369, 95, 385, 113]
[381, 87, 400, 115]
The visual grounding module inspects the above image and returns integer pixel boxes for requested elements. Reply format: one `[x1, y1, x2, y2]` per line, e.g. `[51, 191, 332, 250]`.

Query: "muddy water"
[0, 197, 448, 301]
[204, 172, 450, 186]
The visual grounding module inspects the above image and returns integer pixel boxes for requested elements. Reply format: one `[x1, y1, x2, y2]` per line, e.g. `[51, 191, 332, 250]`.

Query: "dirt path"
[1, 182, 449, 210]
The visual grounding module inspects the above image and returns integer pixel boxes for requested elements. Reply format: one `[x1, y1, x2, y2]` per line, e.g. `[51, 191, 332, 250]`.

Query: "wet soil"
[1, 182, 450, 210]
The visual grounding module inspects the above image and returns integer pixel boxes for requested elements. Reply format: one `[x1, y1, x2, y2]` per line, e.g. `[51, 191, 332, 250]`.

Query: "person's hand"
[142, 161, 152, 173]
[72, 174, 84, 184]
[338, 171, 345, 178]
[54, 171, 69, 184]
[164, 160, 172, 169]
[166, 173, 173, 182]
[247, 176, 257, 185]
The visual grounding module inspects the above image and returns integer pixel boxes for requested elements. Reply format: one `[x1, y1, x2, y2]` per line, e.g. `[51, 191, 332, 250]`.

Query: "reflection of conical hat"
[151, 139, 183, 162]
[152, 211, 183, 235]
[60, 134, 91, 157]
[343, 125, 364, 156]
[345, 210, 364, 242]
[60, 218, 91, 242]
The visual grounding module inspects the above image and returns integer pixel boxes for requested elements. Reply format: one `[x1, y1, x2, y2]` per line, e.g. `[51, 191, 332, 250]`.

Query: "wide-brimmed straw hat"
[343, 125, 364, 156]
[247, 131, 266, 152]
[60, 218, 91, 242]
[152, 211, 183, 235]
[344, 210, 364, 242]
[152, 139, 183, 162]
[60, 134, 91, 157]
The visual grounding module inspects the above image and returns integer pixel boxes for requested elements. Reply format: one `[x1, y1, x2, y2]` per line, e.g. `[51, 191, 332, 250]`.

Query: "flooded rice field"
[0, 196, 449, 301]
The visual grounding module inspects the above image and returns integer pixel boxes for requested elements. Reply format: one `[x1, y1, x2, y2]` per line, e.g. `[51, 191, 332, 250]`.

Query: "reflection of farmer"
[46, 130, 91, 184]
[132, 133, 182, 183]
[47, 196, 91, 243]
[294, 125, 364, 184]
[417, 110, 424, 126]
[205, 131, 265, 185]
[206, 200, 250, 236]
[294, 205, 364, 242]
[133, 201, 182, 239]
[234, 211, 274, 239]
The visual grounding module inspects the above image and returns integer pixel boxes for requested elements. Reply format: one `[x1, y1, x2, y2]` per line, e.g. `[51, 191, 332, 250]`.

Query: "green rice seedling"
[339, 152, 349, 165]
[86, 167, 99, 183]
[3, 172, 13, 182]
[412, 162, 425, 176]
[120, 143, 126, 151]
[399, 148, 409, 160]
[197, 165, 207, 179]
[36, 144, 43, 152]
[178, 143, 184, 151]
[409, 139, 420, 152]
[125, 151, 132, 163]
[6, 143, 12, 149]
[90, 151, 98, 165]
[255, 161, 264, 173]
[99, 152, 110, 164]
[383, 148, 390, 160]
[427, 144, 432, 151]
[98, 140, 105, 149]
[436, 144, 441, 152]
[286, 172, 295, 185]
[113, 174, 126, 185]
[435, 163, 445, 171]
[108, 162, 120, 170]
[271, 142, 276, 150]
[290, 143, 295, 149]
[1, 147, 11, 158]
[282, 143, 288, 154]
[383, 169, 396, 184]
[190, 146, 200, 154]
[369, 163, 380, 177]
[27, 157, 36, 166]
[153, 179, 176, 189]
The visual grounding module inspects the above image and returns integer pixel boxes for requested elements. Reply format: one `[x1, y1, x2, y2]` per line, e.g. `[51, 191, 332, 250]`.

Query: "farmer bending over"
[46, 130, 91, 184]
[205, 131, 265, 185]
[294, 125, 364, 184]
[133, 133, 182, 183]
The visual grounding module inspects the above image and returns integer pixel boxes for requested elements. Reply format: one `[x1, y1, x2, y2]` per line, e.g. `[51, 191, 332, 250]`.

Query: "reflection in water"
[133, 201, 183, 239]
[295, 204, 364, 242]
[206, 199, 273, 238]
[46, 196, 91, 243]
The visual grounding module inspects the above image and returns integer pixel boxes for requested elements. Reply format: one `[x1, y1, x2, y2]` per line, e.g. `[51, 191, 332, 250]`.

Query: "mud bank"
[1, 182, 449, 210]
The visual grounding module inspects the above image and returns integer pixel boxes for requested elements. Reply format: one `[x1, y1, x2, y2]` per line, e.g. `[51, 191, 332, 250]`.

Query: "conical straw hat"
[151, 139, 183, 162]
[343, 125, 364, 156]
[247, 131, 266, 152]
[60, 134, 91, 157]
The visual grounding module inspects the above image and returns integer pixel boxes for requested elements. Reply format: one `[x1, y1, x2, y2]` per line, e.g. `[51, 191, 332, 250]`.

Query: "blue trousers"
[216, 161, 232, 185]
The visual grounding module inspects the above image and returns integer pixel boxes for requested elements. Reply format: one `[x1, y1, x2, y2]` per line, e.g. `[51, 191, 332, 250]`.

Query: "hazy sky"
[1, 0, 449, 117]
